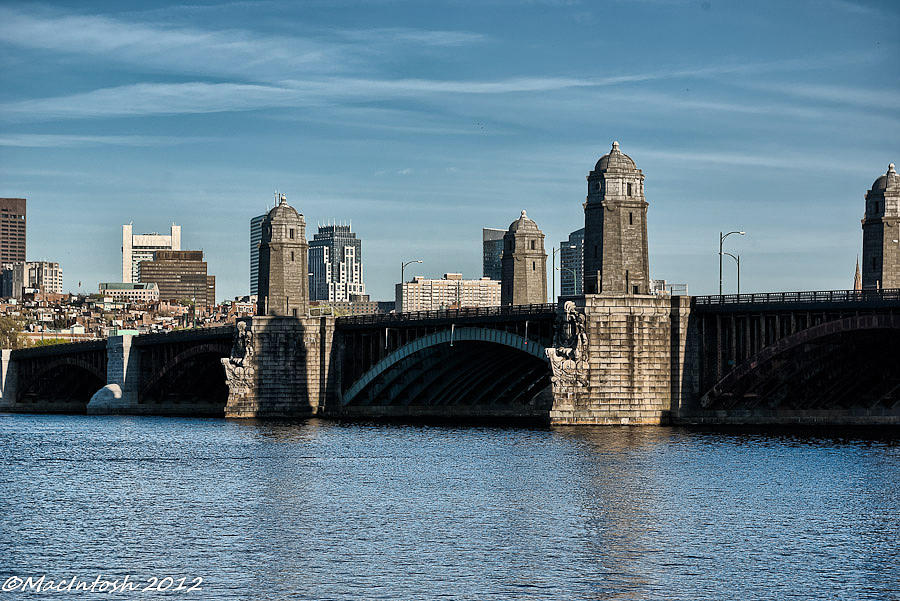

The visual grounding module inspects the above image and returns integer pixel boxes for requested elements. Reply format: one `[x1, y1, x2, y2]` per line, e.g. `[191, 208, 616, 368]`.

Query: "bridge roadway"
[0, 289, 897, 425]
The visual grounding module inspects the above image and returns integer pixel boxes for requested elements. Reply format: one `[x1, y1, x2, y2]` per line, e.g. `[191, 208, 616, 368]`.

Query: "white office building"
[396, 273, 501, 312]
[122, 223, 181, 283]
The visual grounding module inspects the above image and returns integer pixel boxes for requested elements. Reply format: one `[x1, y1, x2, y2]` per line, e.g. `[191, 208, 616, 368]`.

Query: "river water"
[1, 414, 898, 600]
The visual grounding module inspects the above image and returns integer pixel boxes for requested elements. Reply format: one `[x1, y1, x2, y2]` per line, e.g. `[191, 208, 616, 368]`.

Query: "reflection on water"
[1, 415, 897, 600]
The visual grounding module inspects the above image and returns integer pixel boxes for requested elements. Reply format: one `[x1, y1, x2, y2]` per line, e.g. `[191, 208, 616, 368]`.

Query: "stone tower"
[862, 163, 899, 290]
[257, 193, 309, 317]
[583, 141, 650, 295]
[501, 210, 547, 305]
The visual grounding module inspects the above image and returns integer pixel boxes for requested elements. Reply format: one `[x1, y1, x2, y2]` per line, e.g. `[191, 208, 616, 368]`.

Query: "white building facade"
[122, 223, 181, 283]
[396, 273, 501, 312]
[308, 224, 365, 302]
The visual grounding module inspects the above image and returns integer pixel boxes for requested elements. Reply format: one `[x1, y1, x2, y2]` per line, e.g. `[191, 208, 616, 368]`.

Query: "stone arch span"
[341, 327, 552, 414]
[16, 357, 106, 408]
[701, 314, 900, 410]
[140, 342, 230, 406]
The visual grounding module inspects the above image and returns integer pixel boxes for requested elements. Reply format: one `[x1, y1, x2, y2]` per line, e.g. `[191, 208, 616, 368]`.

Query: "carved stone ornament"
[546, 301, 588, 389]
[222, 321, 255, 392]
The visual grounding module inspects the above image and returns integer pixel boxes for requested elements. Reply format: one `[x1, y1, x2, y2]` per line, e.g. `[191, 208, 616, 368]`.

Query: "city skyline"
[0, 1, 897, 300]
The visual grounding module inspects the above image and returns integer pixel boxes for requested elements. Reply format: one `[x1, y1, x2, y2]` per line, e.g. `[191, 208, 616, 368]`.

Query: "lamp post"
[557, 266, 577, 297]
[723, 252, 741, 295]
[552, 244, 577, 301]
[719, 230, 745, 295]
[400, 259, 422, 312]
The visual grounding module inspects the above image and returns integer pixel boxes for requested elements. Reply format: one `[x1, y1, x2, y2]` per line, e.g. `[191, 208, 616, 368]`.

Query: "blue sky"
[1, 0, 897, 301]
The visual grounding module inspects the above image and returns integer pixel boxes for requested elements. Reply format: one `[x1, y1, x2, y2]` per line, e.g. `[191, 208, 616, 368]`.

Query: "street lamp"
[719, 230, 745, 295]
[557, 266, 577, 297]
[723, 252, 741, 295]
[400, 259, 422, 312]
[552, 244, 577, 301]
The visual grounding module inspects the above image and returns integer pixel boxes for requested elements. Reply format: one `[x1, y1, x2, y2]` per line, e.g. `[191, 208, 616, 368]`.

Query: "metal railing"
[336, 303, 558, 326]
[693, 288, 900, 306]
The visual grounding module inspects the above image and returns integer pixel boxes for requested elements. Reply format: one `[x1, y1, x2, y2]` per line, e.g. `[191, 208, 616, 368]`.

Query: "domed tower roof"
[266, 193, 302, 221]
[507, 209, 540, 233]
[594, 141, 637, 172]
[871, 163, 899, 193]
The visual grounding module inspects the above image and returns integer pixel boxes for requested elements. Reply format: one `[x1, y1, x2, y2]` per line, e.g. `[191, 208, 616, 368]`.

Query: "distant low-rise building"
[396, 273, 501, 312]
[99, 282, 160, 303]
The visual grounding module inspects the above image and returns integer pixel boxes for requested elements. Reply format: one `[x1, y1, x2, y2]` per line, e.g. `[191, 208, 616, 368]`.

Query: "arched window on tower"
[627, 183, 632, 196]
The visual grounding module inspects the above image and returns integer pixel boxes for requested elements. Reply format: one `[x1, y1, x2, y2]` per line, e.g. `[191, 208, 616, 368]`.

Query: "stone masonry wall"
[550, 294, 686, 425]
[224, 315, 336, 418]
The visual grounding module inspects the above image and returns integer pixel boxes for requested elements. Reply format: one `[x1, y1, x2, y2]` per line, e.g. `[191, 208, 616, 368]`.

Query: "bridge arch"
[701, 314, 900, 410]
[341, 327, 551, 412]
[140, 341, 230, 406]
[16, 357, 106, 408]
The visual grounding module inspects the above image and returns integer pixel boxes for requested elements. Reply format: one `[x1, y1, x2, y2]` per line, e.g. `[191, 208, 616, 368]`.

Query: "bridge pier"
[87, 335, 140, 414]
[223, 316, 336, 418]
[549, 294, 698, 425]
[0, 349, 18, 411]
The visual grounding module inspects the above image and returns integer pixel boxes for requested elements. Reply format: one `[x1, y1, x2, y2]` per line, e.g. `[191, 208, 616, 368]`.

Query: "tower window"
[291, 251, 295, 262]
[530, 240, 536, 250]
[289, 228, 295, 239]
[629, 212, 633, 225]
[532, 261, 536, 271]
[627, 183, 632, 196]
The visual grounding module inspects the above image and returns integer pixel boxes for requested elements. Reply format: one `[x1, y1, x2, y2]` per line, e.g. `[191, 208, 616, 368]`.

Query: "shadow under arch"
[17, 358, 106, 412]
[341, 327, 552, 416]
[701, 314, 900, 410]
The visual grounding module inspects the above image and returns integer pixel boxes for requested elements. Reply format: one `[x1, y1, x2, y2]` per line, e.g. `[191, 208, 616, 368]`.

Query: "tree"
[0, 316, 23, 350]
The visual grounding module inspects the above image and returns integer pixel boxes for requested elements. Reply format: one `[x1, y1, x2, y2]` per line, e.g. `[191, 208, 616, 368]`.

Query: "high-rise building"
[308, 223, 365, 302]
[560, 228, 584, 297]
[396, 273, 501, 312]
[1, 261, 63, 299]
[250, 213, 266, 296]
[122, 223, 181, 283]
[257, 194, 308, 317]
[861, 163, 899, 290]
[139, 250, 215, 306]
[0, 198, 26, 264]
[482, 228, 505, 280]
[501, 210, 547, 305]
[583, 141, 650, 295]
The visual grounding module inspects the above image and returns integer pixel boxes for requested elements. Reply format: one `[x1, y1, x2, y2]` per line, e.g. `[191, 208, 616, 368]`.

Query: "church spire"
[854, 256, 862, 291]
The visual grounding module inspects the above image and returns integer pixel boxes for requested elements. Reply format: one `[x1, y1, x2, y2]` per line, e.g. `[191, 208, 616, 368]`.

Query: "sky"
[0, 0, 898, 301]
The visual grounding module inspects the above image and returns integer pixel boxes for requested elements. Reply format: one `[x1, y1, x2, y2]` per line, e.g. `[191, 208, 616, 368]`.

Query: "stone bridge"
[334, 304, 557, 419]
[0, 326, 234, 415]
[684, 288, 900, 424]
[2, 289, 898, 425]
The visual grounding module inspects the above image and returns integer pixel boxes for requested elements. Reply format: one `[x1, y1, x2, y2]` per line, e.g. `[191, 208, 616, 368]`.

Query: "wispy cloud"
[0, 133, 214, 147]
[0, 6, 488, 81]
[0, 6, 341, 79]
[632, 146, 882, 174]
[747, 82, 900, 111]
[336, 27, 487, 47]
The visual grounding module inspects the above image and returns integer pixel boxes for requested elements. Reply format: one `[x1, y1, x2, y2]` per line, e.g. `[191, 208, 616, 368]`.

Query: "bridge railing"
[693, 288, 900, 306]
[336, 303, 558, 326]
[131, 325, 236, 345]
